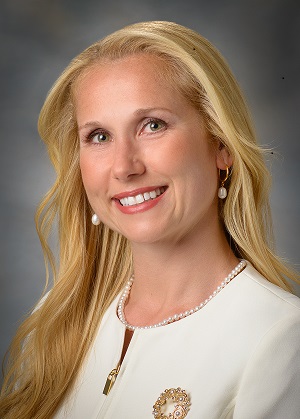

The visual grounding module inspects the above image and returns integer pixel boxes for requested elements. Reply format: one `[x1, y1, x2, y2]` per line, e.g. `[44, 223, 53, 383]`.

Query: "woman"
[1, 21, 300, 419]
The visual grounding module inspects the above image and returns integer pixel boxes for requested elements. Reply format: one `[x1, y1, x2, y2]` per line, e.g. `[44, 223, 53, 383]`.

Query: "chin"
[120, 226, 168, 245]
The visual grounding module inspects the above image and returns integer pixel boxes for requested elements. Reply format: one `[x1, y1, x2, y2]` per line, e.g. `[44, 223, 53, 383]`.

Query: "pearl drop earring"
[92, 214, 100, 225]
[218, 167, 230, 199]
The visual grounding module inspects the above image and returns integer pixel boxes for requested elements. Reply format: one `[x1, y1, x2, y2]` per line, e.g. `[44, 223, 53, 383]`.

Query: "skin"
[75, 54, 237, 327]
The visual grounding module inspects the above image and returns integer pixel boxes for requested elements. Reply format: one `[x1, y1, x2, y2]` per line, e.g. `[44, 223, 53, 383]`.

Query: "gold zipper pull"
[103, 364, 120, 395]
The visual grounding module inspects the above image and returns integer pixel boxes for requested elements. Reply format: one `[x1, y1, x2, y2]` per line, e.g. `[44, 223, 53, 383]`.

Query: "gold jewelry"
[218, 167, 230, 199]
[152, 387, 190, 418]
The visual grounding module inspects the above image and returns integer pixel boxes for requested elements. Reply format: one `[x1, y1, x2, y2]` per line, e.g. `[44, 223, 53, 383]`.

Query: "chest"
[54, 307, 252, 419]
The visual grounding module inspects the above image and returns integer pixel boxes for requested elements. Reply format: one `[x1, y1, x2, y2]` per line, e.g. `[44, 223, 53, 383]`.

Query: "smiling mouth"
[118, 186, 167, 207]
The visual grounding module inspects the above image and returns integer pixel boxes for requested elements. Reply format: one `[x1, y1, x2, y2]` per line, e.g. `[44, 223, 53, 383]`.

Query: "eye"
[143, 119, 166, 133]
[88, 131, 111, 144]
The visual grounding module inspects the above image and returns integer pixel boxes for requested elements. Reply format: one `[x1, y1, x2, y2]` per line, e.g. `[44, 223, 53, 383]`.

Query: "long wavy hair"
[1, 21, 298, 418]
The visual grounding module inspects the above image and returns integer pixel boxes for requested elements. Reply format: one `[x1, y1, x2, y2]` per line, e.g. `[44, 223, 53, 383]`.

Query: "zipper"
[97, 330, 139, 418]
[103, 364, 120, 395]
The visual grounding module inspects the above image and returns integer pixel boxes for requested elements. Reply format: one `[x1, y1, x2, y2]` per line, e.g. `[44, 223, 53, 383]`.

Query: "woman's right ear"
[216, 142, 233, 170]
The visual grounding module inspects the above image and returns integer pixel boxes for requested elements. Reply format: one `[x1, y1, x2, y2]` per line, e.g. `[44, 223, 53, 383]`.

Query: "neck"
[126, 221, 239, 325]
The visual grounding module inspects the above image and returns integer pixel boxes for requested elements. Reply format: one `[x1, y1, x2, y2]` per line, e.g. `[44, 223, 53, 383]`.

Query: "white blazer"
[54, 263, 300, 418]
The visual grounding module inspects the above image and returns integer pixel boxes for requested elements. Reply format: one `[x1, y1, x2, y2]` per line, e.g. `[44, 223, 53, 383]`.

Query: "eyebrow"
[133, 107, 172, 115]
[78, 121, 101, 131]
[77, 107, 172, 131]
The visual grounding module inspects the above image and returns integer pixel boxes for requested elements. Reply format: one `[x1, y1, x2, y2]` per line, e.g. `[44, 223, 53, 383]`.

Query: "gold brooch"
[152, 387, 191, 418]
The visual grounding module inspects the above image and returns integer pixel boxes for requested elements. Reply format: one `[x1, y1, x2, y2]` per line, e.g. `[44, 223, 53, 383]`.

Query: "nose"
[111, 140, 145, 181]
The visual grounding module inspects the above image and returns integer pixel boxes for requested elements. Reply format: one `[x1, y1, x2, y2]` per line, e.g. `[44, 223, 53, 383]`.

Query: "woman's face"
[75, 54, 230, 245]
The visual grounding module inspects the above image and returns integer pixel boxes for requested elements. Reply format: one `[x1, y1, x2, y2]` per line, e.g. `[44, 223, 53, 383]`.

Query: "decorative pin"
[152, 387, 191, 418]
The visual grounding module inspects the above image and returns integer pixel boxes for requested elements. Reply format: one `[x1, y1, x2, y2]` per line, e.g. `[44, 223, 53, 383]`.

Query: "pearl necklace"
[117, 260, 246, 331]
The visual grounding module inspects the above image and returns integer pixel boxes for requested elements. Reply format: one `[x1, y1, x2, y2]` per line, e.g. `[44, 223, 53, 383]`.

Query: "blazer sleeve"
[233, 313, 300, 419]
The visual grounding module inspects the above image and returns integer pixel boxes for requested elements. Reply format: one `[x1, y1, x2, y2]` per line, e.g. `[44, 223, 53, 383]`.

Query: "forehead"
[72, 54, 193, 118]
[74, 54, 171, 93]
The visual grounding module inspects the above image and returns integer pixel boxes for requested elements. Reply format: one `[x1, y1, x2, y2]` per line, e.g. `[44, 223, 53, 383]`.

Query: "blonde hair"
[1, 21, 298, 418]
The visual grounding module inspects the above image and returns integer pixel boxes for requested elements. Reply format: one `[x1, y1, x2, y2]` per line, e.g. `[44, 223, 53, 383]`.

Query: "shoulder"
[215, 262, 300, 347]
[236, 262, 300, 314]
[226, 264, 300, 417]
[232, 286, 300, 417]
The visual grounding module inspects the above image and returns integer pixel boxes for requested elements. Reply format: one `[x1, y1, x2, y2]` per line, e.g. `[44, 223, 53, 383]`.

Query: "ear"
[216, 142, 233, 170]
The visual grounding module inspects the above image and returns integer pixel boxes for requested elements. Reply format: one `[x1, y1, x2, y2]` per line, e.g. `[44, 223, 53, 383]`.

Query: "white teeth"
[127, 196, 136, 206]
[135, 194, 144, 204]
[119, 187, 166, 206]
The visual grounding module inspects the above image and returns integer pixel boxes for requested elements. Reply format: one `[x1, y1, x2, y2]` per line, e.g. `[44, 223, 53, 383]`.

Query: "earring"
[92, 214, 100, 225]
[218, 167, 230, 199]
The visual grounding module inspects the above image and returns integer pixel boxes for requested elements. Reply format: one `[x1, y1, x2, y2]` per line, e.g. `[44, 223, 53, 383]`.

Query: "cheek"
[79, 153, 101, 195]
[79, 155, 91, 189]
[173, 142, 218, 201]
[156, 138, 216, 179]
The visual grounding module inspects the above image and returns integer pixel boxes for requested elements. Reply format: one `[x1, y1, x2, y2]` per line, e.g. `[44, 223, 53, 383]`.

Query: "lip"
[112, 185, 168, 215]
[113, 186, 166, 200]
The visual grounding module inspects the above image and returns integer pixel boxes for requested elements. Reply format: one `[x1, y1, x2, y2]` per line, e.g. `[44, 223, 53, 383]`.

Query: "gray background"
[1, 0, 299, 373]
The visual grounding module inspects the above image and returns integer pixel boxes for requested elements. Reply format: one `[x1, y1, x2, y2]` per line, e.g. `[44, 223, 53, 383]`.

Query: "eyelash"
[82, 118, 167, 146]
